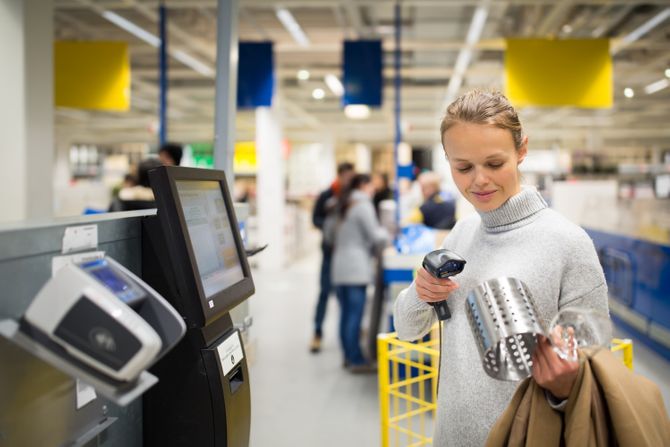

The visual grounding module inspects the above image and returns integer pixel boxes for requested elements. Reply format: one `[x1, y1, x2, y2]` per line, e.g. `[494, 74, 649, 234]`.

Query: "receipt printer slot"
[228, 365, 243, 394]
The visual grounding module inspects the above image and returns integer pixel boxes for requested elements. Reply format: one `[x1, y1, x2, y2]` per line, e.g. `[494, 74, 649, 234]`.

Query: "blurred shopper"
[394, 90, 611, 446]
[327, 174, 389, 372]
[109, 158, 162, 211]
[405, 171, 456, 229]
[158, 142, 183, 166]
[372, 172, 393, 217]
[309, 162, 355, 353]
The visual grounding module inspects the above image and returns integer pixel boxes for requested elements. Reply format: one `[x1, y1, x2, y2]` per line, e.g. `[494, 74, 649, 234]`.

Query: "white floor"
[248, 252, 380, 447]
[246, 249, 670, 447]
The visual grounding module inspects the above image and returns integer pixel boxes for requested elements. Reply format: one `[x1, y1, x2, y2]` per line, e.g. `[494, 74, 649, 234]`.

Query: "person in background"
[372, 172, 393, 217]
[109, 158, 162, 211]
[405, 171, 456, 230]
[327, 174, 389, 372]
[309, 162, 356, 353]
[393, 89, 610, 446]
[158, 142, 183, 166]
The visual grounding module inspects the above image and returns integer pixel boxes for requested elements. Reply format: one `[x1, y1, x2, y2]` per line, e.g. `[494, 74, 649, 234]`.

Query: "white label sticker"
[75, 379, 97, 410]
[62, 225, 98, 254]
[208, 300, 214, 309]
[216, 331, 244, 376]
[52, 251, 105, 276]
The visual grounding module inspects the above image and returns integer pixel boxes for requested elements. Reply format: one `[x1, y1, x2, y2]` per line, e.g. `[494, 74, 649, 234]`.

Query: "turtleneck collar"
[477, 186, 547, 233]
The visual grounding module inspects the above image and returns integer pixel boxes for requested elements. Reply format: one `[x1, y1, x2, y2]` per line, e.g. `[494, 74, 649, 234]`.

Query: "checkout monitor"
[149, 166, 254, 327]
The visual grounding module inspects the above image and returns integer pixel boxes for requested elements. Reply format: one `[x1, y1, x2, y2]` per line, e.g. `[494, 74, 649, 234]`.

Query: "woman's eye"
[456, 166, 472, 173]
[488, 163, 504, 169]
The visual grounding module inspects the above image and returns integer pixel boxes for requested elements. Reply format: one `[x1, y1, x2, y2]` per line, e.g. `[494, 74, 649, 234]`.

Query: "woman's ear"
[517, 135, 528, 165]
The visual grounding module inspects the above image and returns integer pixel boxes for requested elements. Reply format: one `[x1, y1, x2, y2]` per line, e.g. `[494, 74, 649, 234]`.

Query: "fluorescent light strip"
[276, 8, 310, 47]
[443, 5, 488, 107]
[619, 7, 670, 48]
[102, 11, 161, 47]
[644, 78, 670, 95]
[173, 50, 215, 77]
[325, 74, 344, 97]
[465, 6, 488, 46]
[102, 10, 214, 78]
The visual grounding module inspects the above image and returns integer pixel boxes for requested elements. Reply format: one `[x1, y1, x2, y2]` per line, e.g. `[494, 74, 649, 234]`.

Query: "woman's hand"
[415, 267, 459, 303]
[531, 334, 580, 399]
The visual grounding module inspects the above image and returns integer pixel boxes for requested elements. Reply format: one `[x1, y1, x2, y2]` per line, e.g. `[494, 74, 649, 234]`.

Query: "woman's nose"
[473, 167, 489, 186]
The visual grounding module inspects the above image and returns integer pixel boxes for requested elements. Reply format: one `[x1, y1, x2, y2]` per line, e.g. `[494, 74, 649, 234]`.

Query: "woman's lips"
[471, 190, 496, 201]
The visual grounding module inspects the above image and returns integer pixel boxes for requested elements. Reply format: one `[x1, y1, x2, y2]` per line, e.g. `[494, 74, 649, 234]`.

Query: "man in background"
[405, 171, 456, 230]
[310, 162, 355, 353]
[158, 142, 183, 166]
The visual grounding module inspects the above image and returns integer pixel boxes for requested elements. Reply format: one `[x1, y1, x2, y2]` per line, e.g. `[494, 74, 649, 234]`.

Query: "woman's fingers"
[415, 267, 459, 303]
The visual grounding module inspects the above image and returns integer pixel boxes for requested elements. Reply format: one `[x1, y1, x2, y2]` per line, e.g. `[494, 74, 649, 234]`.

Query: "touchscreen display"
[80, 259, 146, 305]
[176, 180, 245, 298]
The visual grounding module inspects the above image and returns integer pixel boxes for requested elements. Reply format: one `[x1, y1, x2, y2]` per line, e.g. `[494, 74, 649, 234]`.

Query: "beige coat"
[486, 348, 670, 447]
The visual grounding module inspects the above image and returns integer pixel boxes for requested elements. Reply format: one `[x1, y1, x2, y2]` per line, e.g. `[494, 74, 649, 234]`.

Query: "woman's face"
[442, 122, 527, 212]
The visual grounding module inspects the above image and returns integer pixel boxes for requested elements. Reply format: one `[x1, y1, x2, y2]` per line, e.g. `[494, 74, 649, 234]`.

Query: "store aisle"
[248, 251, 380, 447]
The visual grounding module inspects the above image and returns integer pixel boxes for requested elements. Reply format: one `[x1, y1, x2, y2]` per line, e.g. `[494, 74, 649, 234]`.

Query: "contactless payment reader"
[21, 255, 185, 389]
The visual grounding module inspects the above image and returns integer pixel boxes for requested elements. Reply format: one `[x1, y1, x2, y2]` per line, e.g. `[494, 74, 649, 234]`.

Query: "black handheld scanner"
[422, 249, 466, 321]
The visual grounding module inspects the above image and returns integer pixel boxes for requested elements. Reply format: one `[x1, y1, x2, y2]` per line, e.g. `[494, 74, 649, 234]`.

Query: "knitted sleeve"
[557, 226, 611, 340]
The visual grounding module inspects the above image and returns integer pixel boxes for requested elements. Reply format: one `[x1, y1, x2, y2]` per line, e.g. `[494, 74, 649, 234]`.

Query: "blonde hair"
[440, 89, 524, 151]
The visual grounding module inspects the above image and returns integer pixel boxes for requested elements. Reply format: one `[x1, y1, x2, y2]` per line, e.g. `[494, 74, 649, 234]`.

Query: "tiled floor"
[247, 249, 670, 447]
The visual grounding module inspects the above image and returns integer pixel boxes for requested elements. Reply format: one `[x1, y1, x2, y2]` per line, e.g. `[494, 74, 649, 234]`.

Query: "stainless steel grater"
[465, 277, 546, 381]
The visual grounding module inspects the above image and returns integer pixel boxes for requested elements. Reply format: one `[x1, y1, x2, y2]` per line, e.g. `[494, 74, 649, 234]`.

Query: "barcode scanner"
[422, 249, 466, 320]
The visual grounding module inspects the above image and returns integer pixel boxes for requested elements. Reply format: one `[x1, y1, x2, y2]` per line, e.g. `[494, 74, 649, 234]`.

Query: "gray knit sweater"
[393, 186, 609, 447]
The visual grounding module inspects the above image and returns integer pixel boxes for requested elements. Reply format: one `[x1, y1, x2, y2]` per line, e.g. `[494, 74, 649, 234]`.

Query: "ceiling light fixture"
[102, 10, 214, 78]
[324, 74, 344, 97]
[623, 87, 634, 98]
[102, 10, 161, 47]
[614, 7, 670, 52]
[276, 8, 310, 47]
[644, 78, 670, 95]
[297, 69, 310, 80]
[665, 68, 670, 78]
[344, 104, 370, 120]
[312, 88, 325, 100]
[173, 50, 215, 77]
[443, 4, 489, 109]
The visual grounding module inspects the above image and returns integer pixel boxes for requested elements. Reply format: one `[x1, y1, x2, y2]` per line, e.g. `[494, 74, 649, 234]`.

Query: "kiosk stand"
[142, 166, 255, 447]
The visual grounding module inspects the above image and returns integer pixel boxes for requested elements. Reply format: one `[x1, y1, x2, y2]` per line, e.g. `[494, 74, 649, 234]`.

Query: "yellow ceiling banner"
[54, 41, 130, 111]
[504, 38, 612, 108]
[234, 141, 257, 174]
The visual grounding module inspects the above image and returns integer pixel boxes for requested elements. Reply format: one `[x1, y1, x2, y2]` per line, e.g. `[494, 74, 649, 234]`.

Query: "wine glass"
[547, 307, 612, 362]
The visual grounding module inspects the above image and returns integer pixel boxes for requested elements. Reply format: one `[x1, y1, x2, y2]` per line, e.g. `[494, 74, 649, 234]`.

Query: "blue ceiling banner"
[343, 40, 383, 107]
[237, 42, 274, 109]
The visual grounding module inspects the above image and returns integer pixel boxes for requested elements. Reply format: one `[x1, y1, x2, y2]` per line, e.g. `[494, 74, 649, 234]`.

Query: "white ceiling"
[54, 0, 670, 152]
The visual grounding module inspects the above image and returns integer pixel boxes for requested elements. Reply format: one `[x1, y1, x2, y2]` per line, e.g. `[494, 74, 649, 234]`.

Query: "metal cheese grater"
[465, 277, 546, 381]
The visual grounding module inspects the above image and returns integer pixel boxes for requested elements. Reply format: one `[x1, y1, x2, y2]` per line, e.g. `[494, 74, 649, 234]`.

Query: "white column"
[255, 107, 285, 271]
[355, 143, 371, 173]
[0, 0, 53, 223]
[213, 0, 238, 191]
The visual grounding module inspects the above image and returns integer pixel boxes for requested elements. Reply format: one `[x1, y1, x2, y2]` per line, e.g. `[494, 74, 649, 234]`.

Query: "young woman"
[328, 174, 389, 371]
[393, 90, 610, 446]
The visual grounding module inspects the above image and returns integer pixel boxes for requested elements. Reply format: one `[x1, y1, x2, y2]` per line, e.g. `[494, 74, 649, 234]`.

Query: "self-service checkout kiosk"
[142, 166, 255, 447]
